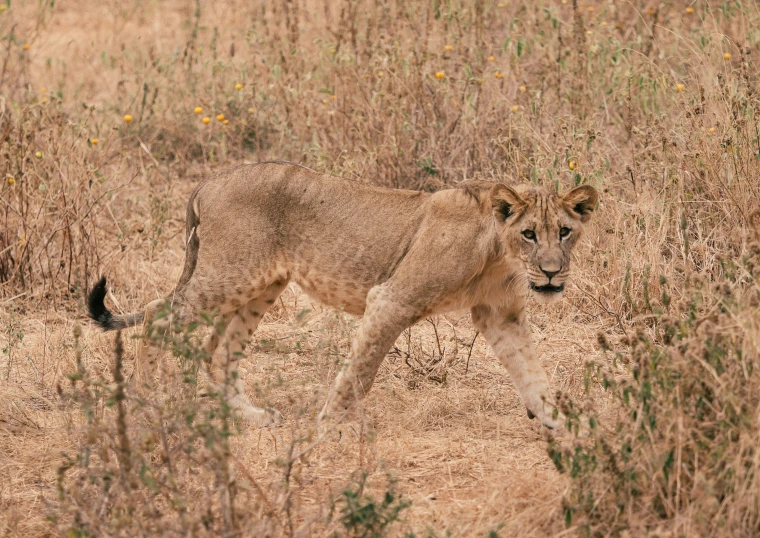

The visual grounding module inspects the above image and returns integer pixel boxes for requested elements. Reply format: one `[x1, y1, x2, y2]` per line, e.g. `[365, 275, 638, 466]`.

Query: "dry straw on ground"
[1, 0, 759, 536]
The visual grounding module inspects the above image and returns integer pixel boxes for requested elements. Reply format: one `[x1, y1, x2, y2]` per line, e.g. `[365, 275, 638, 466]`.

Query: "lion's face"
[490, 184, 598, 304]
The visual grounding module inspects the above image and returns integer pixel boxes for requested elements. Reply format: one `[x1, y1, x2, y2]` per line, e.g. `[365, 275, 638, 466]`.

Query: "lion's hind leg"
[133, 297, 192, 390]
[208, 280, 289, 426]
[132, 291, 217, 393]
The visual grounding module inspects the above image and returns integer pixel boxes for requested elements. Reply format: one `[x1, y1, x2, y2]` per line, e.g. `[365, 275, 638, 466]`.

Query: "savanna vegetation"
[1, 0, 759, 536]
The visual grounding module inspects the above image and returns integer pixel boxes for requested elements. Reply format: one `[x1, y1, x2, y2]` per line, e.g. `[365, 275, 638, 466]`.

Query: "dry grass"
[1, 0, 759, 536]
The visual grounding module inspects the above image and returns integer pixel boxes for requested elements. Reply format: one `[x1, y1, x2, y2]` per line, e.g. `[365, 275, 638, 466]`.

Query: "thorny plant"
[391, 317, 462, 387]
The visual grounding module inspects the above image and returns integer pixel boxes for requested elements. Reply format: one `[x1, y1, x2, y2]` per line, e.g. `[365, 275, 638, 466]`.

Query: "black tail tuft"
[87, 277, 117, 330]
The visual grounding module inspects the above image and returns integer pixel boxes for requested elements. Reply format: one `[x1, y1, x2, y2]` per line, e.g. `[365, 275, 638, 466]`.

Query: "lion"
[87, 161, 598, 431]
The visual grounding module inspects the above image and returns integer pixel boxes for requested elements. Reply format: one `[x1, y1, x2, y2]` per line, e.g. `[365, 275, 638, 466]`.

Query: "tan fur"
[103, 162, 598, 431]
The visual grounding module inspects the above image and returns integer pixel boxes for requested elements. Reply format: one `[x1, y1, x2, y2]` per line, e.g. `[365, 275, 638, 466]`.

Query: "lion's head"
[489, 183, 599, 304]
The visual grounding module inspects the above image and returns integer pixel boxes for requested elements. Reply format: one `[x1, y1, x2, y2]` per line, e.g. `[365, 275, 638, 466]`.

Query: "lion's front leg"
[318, 286, 418, 428]
[471, 304, 563, 431]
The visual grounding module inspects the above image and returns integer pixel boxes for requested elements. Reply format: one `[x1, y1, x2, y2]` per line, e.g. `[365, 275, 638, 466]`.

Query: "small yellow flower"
[587, 6, 594, 11]
[561, 0, 567, 3]
[91, 138, 99, 145]
[495, 71, 504, 79]
[123, 114, 133, 123]
[322, 98, 329, 104]
[6, 177, 14, 185]
[331, 95, 336, 100]
[365, 73, 370, 79]
[444, 45, 453, 52]
[377, 71, 384, 77]
[235, 83, 243, 91]
[708, 127, 716, 134]
[488, 55, 495, 62]
[519, 85, 527, 92]
[685, 6, 694, 13]
[568, 160, 576, 171]
[35, 151, 42, 159]
[202, 116, 211, 124]
[41, 97, 48, 103]
[435, 71, 445, 80]
[497, 2, 505, 7]
[329, 48, 336, 54]
[194, 106, 203, 114]
[676, 83, 685, 92]
[0, 5, 7, 12]
[511, 105, 519, 112]
[248, 107, 254, 113]
[223, 119, 229, 125]
[40, 87, 46, 93]
[586, 30, 592, 35]
[22, 43, 30, 51]
[601, 21, 607, 26]
[723, 52, 732, 60]
[216, 114, 225, 122]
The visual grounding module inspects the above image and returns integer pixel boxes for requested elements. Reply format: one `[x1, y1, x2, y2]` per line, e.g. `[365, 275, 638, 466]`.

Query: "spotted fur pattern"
[86, 162, 598, 431]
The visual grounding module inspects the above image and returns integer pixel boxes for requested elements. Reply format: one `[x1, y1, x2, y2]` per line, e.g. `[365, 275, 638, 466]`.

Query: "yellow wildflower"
[194, 106, 203, 114]
[123, 114, 133, 123]
[435, 71, 445, 80]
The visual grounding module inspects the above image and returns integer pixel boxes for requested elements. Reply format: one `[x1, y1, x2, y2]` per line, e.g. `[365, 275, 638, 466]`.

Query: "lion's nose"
[540, 267, 559, 280]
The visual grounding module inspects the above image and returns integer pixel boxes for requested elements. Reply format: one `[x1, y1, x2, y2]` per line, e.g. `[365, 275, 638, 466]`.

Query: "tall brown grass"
[1, 0, 759, 536]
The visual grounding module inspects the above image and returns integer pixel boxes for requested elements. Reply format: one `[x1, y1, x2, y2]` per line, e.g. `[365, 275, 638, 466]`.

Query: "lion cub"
[88, 162, 597, 431]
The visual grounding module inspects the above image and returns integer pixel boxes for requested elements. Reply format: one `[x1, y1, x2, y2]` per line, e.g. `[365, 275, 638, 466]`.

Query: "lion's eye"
[559, 227, 571, 239]
[522, 230, 536, 241]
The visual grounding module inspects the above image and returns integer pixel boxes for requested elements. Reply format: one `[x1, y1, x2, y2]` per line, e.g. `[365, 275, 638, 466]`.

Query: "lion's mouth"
[529, 282, 565, 294]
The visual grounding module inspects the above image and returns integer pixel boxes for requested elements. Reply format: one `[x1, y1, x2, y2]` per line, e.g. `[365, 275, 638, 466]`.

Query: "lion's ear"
[490, 184, 525, 222]
[563, 185, 598, 223]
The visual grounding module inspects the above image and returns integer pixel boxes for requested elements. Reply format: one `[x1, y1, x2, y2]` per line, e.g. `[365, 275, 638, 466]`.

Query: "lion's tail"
[87, 185, 204, 332]
[86, 277, 145, 331]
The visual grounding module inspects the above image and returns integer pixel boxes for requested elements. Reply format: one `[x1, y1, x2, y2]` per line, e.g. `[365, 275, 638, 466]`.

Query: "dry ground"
[2, 0, 757, 535]
[0, 171, 609, 536]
